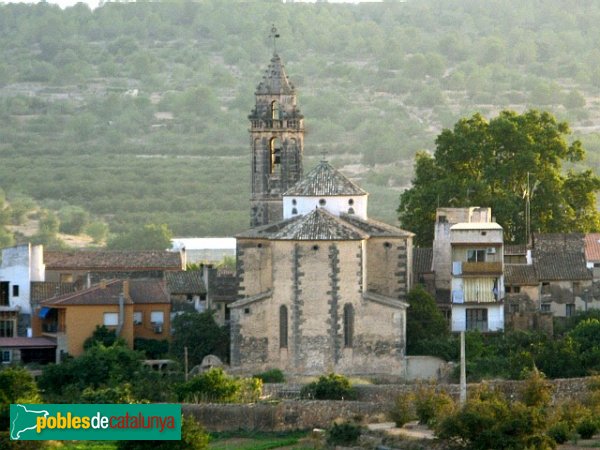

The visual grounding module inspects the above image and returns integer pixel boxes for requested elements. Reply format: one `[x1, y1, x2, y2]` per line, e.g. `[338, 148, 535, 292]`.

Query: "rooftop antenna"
[270, 25, 280, 55]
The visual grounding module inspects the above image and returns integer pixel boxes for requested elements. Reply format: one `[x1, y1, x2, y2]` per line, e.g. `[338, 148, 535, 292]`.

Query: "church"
[229, 45, 414, 376]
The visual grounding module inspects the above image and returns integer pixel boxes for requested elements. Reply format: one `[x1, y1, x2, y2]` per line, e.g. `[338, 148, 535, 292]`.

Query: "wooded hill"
[1, 0, 600, 241]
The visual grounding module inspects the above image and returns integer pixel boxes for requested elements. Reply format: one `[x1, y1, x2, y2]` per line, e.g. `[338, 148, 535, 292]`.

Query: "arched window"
[292, 208, 298, 215]
[271, 101, 280, 120]
[343, 304, 354, 348]
[270, 137, 281, 175]
[348, 208, 355, 214]
[279, 305, 288, 348]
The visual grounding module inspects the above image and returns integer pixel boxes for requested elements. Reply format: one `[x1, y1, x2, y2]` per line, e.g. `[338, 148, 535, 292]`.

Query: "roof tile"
[284, 161, 366, 196]
[44, 250, 183, 271]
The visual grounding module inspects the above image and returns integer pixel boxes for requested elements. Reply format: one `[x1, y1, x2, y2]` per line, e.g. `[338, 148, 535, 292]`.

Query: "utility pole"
[460, 331, 467, 406]
[184, 346, 189, 382]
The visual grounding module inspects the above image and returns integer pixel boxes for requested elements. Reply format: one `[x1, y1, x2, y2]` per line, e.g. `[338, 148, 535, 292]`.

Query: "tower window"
[348, 208, 355, 214]
[292, 208, 298, 215]
[271, 101, 280, 120]
[348, 199, 354, 205]
[319, 199, 326, 206]
[292, 199, 297, 205]
[269, 137, 281, 175]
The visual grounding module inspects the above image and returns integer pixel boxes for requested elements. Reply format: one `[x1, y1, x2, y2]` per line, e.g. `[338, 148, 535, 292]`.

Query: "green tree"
[398, 110, 600, 245]
[83, 325, 118, 350]
[58, 205, 90, 235]
[170, 311, 229, 367]
[406, 285, 449, 355]
[107, 223, 173, 251]
[85, 220, 109, 244]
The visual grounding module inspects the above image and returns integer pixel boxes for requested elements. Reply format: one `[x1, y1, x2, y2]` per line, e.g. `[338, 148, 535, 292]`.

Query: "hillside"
[1, 0, 600, 241]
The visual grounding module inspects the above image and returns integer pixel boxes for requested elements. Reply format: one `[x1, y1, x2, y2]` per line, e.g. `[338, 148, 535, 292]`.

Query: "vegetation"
[2, 1, 600, 241]
[252, 368, 285, 384]
[399, 110, 600, 245]
[116, 416, 209, 450]
[176, 368, 262, 404]
[300, 373, 356, 400]
[170, 311, 229, 367]
[326, 422, 362, 446]
[388, 392, 415, 428]
[83, 325, 118, 350]
[406, 285, 449, 355]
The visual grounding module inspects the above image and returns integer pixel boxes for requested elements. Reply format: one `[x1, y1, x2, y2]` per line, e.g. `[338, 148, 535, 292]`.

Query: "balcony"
[460, 261, 502, 275]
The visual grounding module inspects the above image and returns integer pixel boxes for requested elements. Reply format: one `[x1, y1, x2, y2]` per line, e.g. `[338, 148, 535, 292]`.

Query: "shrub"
[176, 368, 262, 403]
[300, 373, 356, 400]
[576, 418, 598, 439]
[548, 421, 571, 444]
[253, 368, 285, 383]
[327, 422, 362, 446]
[117, 415, 208, 450]
[413, 384, 455, 426]
[134, 338, 170, 359]
[388, 392, 415, 427]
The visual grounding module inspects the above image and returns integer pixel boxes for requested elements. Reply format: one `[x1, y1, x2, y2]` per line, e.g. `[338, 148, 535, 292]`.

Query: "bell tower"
[249, 26, 304, 227]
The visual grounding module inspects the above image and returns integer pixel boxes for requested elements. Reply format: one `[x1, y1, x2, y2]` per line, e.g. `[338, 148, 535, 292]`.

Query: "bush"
[134, 338, 170, 359]
[548, 421, 571, 444]
[326, 422, 361, 446]
[253, 368, 285, 383]
[576, 418, 598, 439]
[300, 373, 356, 400]
[413, 384, 455, 426]
[388, 392, 415, 427]
[176, 368, 262, 403]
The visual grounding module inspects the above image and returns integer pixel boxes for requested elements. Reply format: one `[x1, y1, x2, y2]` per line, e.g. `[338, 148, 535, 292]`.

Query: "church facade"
[230, 50, 413, 376]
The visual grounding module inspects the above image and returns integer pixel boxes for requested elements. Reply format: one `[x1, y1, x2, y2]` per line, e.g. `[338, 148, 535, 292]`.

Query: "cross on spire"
[270, 25, 280, 55]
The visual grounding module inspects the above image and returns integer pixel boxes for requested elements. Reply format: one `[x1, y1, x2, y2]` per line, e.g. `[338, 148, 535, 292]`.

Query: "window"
[343, 304, 354, 348]
[133, 312, 143, 325]
[348, 208, 355, 214]
[103, 313, 118, 326]
[0, 320, 14, 337]
[271, 100, 280, 120]
[319, 198, 326, 206]
[466, 309, 488, 332]
[150, 311, 164, 324]
[244, 308, 250, 315]
[566, 304, 575, 317]
[12, 285, 19, 297]
[292, 199, 297, 205]
[279, 305, 288, 348]
[467, 249, 486, 262]
[60, 274, 73, 283]
[541, 303, 551, 312]
[269, 137, 281, 175]
[573, 282, 582, 296]
[1, 350, 10, 363]
[0, 282, 8, 306]
[292, 208, 298, 215]
[348, 199, 354, 205]
[541, 282, 551, 295]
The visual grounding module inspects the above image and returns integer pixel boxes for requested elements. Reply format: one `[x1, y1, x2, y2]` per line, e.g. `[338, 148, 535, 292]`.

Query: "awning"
[38, 307, 51, 318]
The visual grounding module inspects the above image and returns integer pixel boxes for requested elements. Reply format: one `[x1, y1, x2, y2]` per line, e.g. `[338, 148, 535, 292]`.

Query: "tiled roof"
[44, 250, 183, 271]
[585, 233, 600, 262]
[505, 264, 537, 285]
[166, 271, 206, 295]
[340, 214, 414, 238]
[0, 337, 56, 348]
[533, 251, 591, 281]
[255, 54, 295, 95]
[284, 161, 367, 196]
[413, 248, 433, 275]
[30, 282, 76, 302]
[270, 208, 367, 240]
[533, 233, 584, 253]
[42, 279, 169, 307]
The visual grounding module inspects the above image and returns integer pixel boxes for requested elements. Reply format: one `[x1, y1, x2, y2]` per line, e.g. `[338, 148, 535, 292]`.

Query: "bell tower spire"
[249, 28, 304, 227]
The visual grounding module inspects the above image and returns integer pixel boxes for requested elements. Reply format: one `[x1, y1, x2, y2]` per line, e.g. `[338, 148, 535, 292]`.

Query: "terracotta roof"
[585, 233, 600, 262]
[533, 251, 591, 281]
[533, 233, 584, 253]
[284, 161, 367, 197]
[0, 337, 56, 348]
[340, 214, 414, 238]
[41, 279, 169, 307]
[166, 271, 206, 295]
[413, 248, 433, 275]
[30, 282, 76, 302]
[271, 208, 367, 240]
[505, 264, 537, 285]
[44, 250, 183, 271]
[255, 53, 295, 95]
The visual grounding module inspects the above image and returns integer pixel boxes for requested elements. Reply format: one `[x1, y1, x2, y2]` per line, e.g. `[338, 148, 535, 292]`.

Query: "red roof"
[585, 233, 600, 262]
[0, 337, 56, 348]
[44, 250, 183, 271]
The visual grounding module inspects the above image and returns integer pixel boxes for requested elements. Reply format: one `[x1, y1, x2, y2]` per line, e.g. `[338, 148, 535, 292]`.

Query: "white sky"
[0, 0, 381, 10]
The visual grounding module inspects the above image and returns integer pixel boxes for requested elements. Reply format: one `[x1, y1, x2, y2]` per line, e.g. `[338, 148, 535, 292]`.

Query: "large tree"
[398, 110, 600, 245]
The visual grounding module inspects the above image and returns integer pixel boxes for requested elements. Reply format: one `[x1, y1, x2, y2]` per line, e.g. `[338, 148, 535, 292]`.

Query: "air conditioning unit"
[487, 247, 496, 254]
[153, 323, 163, 334]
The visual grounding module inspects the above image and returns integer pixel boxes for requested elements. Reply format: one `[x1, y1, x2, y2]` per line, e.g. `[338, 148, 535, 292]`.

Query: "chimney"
[122, 280, 130, 299]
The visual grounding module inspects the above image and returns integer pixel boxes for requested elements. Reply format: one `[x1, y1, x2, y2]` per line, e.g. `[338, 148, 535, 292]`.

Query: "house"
[0, 337, 56, 365]
[43, 250, 184, 284]
[166, 270, 206, 313]
[431, 207, 505, 332]
[534, 233, 594, 317]
[32, 279, 171, 359]
[0, 244, 45, 337]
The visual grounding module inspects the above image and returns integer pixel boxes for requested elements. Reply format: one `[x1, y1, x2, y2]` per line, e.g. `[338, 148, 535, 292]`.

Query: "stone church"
[230, 49, 414, 376]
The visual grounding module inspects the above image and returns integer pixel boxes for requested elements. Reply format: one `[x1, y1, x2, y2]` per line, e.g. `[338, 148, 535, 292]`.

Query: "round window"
[319, 198, 326, 206]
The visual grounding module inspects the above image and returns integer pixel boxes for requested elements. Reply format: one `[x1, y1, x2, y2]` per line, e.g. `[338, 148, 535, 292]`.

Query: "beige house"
[231, 161, 413, 376]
